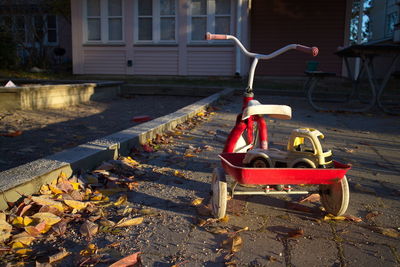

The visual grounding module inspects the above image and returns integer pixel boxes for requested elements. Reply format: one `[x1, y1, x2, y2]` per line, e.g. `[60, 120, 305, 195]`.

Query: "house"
[70, 0, 354, 77]
[0, 0, 72, 66]
[369, 0, 400, 43]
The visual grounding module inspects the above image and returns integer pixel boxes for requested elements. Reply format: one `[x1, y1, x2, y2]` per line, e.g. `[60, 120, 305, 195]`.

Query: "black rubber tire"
[250, 157, 270, 168]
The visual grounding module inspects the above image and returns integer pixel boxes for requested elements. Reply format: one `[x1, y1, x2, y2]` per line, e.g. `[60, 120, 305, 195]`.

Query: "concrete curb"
[0, 88, 234, 210]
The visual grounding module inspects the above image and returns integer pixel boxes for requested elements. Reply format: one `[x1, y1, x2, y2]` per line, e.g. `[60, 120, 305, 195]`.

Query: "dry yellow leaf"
[48, 249, 71, 264]
[191, 198, 204, 206]
[0, 212, 6, 221]
[71, 182, 81, 190]
[90, 193, 103, 201]
[219, 215, 229, 223]
[31, 196, 64, 212]
[12, 241, 26, 249]
[0, 219, 12, 242]
[12, 216, 33, 227]
[32, 212, 61, 226]
[197, 112, 205, 117]
[80, 243, 98, 256]
[184, 153, 196, 158]
[15, 248, 32, 255]
[64, 199, 88, 211]
[115, 217, 144, 228]
[11, 233, 36, 246]
[49, 185, 63, 195]
[222, 235, 243, 253]
[80, 221, 99, 239]
[39, 185, 52, 195]
[323, 215, 346, 221]
[114, 195, 128, 206]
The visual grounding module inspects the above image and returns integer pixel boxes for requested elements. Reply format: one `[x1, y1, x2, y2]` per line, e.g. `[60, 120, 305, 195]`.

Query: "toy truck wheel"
[294, 162, 312, 168]
[251, 157, 270, 168]
[319, 176, 350, 216]
[211, 167, 228, 219]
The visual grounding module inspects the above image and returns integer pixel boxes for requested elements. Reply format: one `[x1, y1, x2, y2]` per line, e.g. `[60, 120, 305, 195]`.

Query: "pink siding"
[133, 47, 179, 75]
[187, 47, 235, 76]
[83, 50, 126, 74]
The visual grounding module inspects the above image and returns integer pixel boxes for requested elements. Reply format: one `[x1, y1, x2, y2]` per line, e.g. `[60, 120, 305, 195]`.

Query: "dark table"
[335, 44, 400, 114]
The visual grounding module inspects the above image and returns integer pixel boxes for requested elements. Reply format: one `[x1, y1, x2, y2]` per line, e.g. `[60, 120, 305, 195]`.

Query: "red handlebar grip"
[296, 45, 319, 57]
[205, 32, 228, 40]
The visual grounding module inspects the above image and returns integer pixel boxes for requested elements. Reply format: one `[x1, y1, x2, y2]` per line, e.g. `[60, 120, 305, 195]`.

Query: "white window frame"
[188, 0, 234, 43]
[45, 15, 58, 45]
[134, 0, 178, 44]
[83, 0, 125, 44]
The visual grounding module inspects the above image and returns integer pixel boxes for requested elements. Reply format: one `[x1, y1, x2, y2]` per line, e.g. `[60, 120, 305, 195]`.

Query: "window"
[85, 0, 123, 42]
[190, 0, 232, 41]
[135, 0, 177, 43]
[386, 11, 398, 37]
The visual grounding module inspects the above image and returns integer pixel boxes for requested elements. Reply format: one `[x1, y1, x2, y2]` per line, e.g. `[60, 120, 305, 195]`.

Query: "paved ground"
[108, 94, 400, 266]
[0, 95, 201, 172]
[2, 93, 399, 266]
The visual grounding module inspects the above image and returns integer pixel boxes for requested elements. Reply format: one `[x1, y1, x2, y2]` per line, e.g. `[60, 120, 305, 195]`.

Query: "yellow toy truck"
[243, 128, 333, 169]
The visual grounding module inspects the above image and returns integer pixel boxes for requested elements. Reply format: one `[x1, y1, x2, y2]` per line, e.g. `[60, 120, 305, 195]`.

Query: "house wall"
[250, 0, 347, 76]
[71, 0, 246, 76]
[369, 0, 399, 41]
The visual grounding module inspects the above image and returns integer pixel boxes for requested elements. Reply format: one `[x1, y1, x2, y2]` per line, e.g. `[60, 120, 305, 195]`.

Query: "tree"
[349, 0, 372, 44]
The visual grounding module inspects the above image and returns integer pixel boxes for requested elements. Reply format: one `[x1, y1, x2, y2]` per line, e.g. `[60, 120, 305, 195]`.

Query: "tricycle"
[205, 33, 350, 218]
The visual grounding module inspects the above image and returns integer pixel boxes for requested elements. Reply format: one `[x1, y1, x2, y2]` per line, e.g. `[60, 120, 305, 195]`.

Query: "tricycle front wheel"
[211, 167, 228, 219]
[319, 176, 349, 216]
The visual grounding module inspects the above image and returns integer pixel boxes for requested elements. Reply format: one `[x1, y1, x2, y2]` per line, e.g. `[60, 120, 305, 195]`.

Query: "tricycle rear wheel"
[319, 176, 349, 216]
[211, 167, 228, 219]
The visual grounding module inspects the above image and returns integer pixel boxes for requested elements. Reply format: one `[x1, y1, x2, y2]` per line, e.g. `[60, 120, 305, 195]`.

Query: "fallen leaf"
[115, 217, 144, 228]
[131, 116, 153, 123]
[48, 249, 71, 264]
[300, 193, 320, 203]
[286, 202, 314, 213]
[64, 199, 88, 211]
[142, 144, 154, 153]
[31, 196, 64, 212]
[97, 162, 115, 171]
[39, 205, 63, 216]
[32, 212, 62, 226]
[287, 229, 304, 238]
[12, 216, 33, 228]
[184, 153, 196, 158]
[80, 244, 98, 256]
[219, 216, 229, 223]
[49, 185, 63, 195]
[52, 220, 68, 236]
[80, 220, 99, 239]
[367, 226, 400, 238]
[0, 219, 12, 242]
[11, 232, 36, 246]
[323, 214, 346, 221]
[39, 185, 52, 195]
[25, 220, 47, 236]
[222, 235, 243, 253]
[344, 215, 362, 223]
[109, 252, 142, 267]
[191, 198, 204, 206]
[114, 195, 128, 206]
[18, 204, 33, 217]
[0, 130, 23, 137]
[100, 219, 116, 227]
[365, 211, 380, 220]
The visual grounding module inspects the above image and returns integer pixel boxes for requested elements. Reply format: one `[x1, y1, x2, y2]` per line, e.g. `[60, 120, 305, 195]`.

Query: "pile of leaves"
[0, 157, 146, 266]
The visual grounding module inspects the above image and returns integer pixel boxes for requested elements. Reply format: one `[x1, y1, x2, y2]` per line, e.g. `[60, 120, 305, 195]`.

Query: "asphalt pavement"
[123, 94, 400, 266]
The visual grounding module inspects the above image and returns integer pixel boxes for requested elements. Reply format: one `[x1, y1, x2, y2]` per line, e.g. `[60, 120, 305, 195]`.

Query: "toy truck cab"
[243, 128, 333, 168]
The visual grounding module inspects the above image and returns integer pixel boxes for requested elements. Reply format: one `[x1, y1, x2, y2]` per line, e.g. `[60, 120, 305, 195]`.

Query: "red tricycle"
[205, 33, 350, 219]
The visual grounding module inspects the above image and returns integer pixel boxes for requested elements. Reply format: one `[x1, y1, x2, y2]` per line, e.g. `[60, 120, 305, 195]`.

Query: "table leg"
[377, 54, 400, 114]
[362, 55, 378, 110]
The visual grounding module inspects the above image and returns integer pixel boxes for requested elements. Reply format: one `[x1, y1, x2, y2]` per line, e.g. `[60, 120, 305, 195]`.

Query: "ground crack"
[329, 223, 347, 266]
